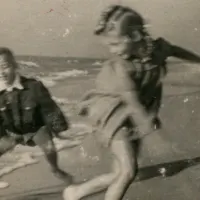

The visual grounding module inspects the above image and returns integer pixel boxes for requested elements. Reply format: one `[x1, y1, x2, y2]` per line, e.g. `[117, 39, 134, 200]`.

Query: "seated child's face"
[0, 55, 16, 85]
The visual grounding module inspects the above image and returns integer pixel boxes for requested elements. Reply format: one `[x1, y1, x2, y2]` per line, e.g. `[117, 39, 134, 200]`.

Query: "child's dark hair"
[95, 5, 153, 61]
[94, 5, 145, 35]
[0, 47, 17, 68]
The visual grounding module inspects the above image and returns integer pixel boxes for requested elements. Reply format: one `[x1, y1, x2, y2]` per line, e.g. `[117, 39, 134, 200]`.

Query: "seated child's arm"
[34, 81, 69, 136]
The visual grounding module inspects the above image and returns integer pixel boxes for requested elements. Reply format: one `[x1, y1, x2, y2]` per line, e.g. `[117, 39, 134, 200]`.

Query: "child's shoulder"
[153, 37, 173, 59]
[154, 37, 172, 51]
[20, 76, 45, 89]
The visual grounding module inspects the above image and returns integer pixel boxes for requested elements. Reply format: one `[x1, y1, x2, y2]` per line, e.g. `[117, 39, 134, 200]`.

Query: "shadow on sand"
[7, 156, 200, 200]
[135, 156, 200, 181]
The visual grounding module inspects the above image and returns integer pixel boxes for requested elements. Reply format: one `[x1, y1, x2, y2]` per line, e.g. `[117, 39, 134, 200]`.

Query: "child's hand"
[130, 114, 154, 136]
[137, 118, 153, 136]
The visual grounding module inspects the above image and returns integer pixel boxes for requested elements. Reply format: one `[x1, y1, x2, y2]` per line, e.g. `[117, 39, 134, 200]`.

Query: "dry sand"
[1, 58, 200, 199]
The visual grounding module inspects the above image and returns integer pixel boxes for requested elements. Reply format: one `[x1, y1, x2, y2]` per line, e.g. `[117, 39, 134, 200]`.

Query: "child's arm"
[34, 80, 70, 137]
[170, 45, 200, 63]
[159, 37, 200, 63]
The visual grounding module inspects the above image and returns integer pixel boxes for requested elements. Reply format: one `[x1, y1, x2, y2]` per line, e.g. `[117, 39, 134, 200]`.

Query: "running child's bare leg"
[104, 129, 137, 200]
[63, 157, 120, 200]
[63, 128, 137, 200]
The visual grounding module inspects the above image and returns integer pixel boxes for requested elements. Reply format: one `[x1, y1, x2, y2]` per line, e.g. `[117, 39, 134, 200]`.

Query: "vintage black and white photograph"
[0, 0, 200, 199]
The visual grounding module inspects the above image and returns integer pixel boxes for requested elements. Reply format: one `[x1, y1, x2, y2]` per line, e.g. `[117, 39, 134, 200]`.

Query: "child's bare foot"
[63, 185, 78, 200]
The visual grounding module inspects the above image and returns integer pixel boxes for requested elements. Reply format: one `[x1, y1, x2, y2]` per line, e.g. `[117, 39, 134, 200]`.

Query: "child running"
[63, 4, 200, 200]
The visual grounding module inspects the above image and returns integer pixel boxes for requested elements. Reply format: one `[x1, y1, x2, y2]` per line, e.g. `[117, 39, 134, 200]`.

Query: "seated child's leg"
[0, 136, 17, 187]
[32, 126, 73, 185]
[0, 135, 17, 156]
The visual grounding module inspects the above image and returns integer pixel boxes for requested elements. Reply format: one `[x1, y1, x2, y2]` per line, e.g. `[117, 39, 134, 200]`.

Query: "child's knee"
[120, 154, 137, 181]
[121, 165, 136, 182]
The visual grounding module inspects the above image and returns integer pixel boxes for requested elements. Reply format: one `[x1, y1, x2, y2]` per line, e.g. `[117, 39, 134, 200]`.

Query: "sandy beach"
[0, 57, 200, 199]
[0, 0, 200, 199]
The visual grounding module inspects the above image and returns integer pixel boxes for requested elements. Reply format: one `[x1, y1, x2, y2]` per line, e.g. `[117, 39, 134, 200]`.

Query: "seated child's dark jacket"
[0, 76, 69, 136]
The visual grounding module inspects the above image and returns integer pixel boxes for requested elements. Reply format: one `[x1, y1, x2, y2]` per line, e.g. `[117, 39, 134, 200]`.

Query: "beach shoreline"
[1, 57, 200, 199]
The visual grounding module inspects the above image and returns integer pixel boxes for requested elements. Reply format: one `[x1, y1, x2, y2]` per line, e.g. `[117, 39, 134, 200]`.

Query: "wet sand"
[0, 57, 200, 199]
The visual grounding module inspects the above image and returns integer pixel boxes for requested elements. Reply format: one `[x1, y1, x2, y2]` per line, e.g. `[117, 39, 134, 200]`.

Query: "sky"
[0, 0, 200, 58]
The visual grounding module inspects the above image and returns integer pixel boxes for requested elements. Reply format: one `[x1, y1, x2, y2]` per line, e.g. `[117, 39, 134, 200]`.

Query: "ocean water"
[1, 55, 200, 182]
[0, 56, 103, 179]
